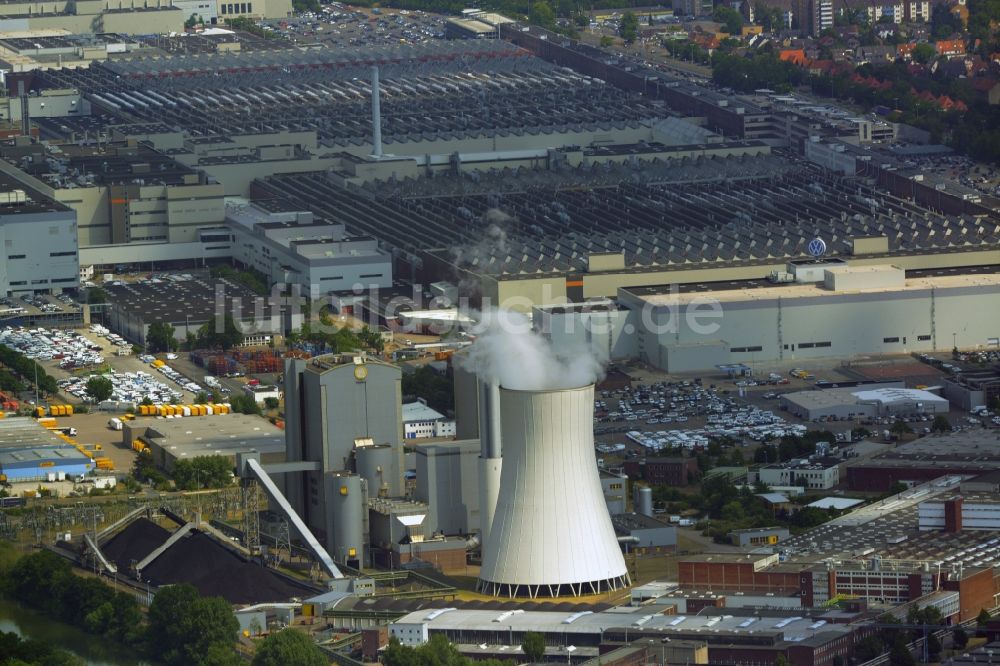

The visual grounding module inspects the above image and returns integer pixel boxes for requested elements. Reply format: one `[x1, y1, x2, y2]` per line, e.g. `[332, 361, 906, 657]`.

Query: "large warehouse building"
[780, 385, 950, 420]
[524, 263, 1000, 373]
[847, 431, 1000, 491]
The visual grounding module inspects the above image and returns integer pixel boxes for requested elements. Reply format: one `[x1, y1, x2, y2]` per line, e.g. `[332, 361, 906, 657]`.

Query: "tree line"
[2, 549, 328, 666]
[0, 344, 58, 396]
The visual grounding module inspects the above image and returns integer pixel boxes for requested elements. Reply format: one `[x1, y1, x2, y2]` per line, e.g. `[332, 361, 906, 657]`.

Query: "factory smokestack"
[477, 380, 502, 554]
[370, 65, 383, 159]
[478, 385, 629, 598]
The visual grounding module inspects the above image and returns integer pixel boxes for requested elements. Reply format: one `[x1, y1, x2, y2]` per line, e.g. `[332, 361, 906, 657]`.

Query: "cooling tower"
[478, 384, 630, 598]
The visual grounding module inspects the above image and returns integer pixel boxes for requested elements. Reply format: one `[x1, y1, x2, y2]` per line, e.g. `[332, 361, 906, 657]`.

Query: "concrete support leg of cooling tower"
[479, 456, 502, 553]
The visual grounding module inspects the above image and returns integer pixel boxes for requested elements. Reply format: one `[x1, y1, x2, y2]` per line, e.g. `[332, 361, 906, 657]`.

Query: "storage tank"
[355, 444, 399, 498]
[634, 485, 653, 517]
[328, 472, 366, 568]
[478, 385, 629, 598]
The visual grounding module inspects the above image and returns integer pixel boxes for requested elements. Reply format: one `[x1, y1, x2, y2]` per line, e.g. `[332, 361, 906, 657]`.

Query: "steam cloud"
[451, 209, 511, 265]
[458, 308, 606, 391]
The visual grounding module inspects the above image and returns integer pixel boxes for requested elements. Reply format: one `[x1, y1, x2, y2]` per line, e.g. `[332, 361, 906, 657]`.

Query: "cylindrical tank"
[634, 486, 653, 517]
[478, 385, 630, 598]
[355, 444, 399, 498]
[329, 472, 365, 567]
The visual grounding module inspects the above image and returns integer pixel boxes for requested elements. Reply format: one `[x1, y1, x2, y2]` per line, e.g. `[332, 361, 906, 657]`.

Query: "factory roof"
[757, 492, 793, 504]
[391, 606, 851, 643]
[306, 353, 396, 375]
[851, 387, 948, 404]
[402, 401, 446, 424]
[850, 431, 1000, 469]
[102, 274, 277, 326]
[807, 497, 865, 510]
[627, 271, 1000, 308]
[137, 413, 285, 459]
[0, 169, 68, 215]
[0, 445, 91, 466]
[763, 456, 843, 471]
[0, 417, 72, 450]
[611, 513, 672, 532]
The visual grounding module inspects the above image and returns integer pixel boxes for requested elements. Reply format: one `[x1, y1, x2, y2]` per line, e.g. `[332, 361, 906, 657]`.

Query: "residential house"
[936, 38, 966, 57]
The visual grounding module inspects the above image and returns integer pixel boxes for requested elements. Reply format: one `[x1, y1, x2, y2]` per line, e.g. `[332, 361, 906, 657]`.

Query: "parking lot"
[0, 326, 105, 368]
[261, 5, 447, 47]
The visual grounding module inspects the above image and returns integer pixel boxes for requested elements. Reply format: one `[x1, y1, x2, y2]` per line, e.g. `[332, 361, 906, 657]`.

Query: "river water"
[0, 599, 150, 665]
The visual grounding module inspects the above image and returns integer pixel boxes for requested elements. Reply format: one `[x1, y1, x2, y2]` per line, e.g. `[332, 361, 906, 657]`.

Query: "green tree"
[953, 626, 969, 649]
[195, 391, 209, 404]
[197, 314, 244, 351]
[887, 481, 909, 495]
[252, 629, 326, 666]
[85, 376, 114, 403]
[263, 397, 279, 410]
[930, 414, 951, 433]
[978, 608, 992, 625]
[888, 635, 916, 666]
[147, 321, 178, 353]
[229, 394, 261, 415]
[713, 6, 744, 34]
[358, 326, 385, 354]
[401, 366, 454, 415]
[147, 584, 239, 666]
[775, 655, 790, 666]
[619, 11, 639, 44]
[912, 42, 936, 64]
[522, 632, 546, 662]
[890, 419, 913, 439]
[600, 35, 614, 47]
[530, 1, 555, 29]
[87, 288, 108, 304]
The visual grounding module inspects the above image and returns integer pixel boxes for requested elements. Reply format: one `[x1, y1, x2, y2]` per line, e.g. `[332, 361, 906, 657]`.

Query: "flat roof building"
[847, 432, 1000, 491]
[780, 384, 949, 421]
[0, 172, 78, 297]
[0, 445, 93, 482]
[102, 274, 289, 345]
[124, 413, 285, 471]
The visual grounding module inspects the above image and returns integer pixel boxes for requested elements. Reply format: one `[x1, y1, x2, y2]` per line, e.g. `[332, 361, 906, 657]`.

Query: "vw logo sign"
[807, 238, 827, 257]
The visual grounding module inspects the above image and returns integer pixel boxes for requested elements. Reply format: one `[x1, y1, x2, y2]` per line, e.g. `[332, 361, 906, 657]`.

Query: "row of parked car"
[0, 327, 104, 368]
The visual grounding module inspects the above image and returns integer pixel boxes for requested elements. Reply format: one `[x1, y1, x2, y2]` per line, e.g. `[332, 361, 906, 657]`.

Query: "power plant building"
[283, 353, 404, 565]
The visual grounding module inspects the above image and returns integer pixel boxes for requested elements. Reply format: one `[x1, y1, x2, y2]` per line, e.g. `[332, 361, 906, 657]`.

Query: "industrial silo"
[634, 486, 653, 517]
[327, 472, 366, 568]
[355, 444, 399, 499]
[478, 385, 630, 598]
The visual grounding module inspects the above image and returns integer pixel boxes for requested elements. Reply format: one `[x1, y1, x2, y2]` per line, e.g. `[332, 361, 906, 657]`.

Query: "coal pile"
[141, 531, 317, 604]
[101, 517, 170, 572]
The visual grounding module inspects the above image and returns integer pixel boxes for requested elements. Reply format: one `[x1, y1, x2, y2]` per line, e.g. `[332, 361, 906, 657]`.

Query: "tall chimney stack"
[370, 65, 383, 159]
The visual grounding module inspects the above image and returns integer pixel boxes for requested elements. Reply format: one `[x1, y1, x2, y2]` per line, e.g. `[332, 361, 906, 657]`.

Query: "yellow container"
[157, 406, 167, 417]
[64, 405, 73, 416]
[34, 407, 45, 418]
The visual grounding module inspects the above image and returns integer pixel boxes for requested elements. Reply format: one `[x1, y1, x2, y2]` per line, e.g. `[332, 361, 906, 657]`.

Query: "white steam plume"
[458, 308, 606, 391]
